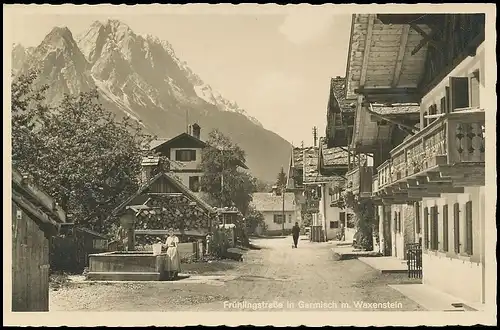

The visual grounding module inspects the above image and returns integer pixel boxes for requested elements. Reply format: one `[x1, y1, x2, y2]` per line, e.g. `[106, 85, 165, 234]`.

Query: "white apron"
[165, 236, 181, 272]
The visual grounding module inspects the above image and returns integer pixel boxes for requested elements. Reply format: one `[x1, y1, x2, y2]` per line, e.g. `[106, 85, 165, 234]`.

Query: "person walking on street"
[292, 222, 300, 248]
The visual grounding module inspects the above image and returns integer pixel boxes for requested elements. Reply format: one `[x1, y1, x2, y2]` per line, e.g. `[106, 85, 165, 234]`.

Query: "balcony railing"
[377, 109, 485, 191]
[346, 165, 373, 198]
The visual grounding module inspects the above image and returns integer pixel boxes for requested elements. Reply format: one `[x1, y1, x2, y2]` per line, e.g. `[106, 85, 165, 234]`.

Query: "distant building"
[148, 123, 248, 193]
[251, 188, 296, 236]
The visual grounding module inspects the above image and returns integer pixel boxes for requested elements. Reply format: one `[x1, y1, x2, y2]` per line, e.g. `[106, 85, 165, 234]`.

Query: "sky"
[7, 5, 352, 145]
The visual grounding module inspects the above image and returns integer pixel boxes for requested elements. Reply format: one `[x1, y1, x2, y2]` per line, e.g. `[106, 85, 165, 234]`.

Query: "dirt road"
[50, 236, 424, 311]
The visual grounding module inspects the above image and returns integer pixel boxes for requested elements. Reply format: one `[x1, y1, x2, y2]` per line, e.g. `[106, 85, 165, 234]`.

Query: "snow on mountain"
[11, 19, 289, 182]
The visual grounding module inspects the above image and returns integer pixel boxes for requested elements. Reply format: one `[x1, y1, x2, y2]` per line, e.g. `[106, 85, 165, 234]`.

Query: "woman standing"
[164, 228, 181, 279]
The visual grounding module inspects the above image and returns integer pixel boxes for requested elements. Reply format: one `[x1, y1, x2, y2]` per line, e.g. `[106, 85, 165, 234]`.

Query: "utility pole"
[220, 148, 224, 208]
[282, 184, 285, 236]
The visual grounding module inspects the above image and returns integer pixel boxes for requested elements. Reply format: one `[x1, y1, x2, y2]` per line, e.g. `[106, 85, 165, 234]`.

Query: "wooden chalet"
[317, 139, 357, 242]
[11, 168, 68, 311]
[342, 13, 487, 308]
[148, 123, 248, 192]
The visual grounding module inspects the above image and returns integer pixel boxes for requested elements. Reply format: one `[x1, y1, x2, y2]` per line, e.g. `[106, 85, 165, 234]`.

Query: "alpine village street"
[50, 236, 423, 312]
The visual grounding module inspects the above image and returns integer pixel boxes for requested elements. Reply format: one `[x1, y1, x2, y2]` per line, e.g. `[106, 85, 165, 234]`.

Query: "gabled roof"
[251, 192, 295, 212]
[302, 147, 346, 185]
[292, 147, 305, 168]
[12, 167, 67, 235]
[149, 132, 249, 170]
[329, 76, 357, 113]
[151, 132, 207, 151]
[110, 171, 216, 217]
[320, 142, 349, 167]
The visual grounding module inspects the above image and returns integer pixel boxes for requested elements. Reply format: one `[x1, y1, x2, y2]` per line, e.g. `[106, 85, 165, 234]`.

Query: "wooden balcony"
[346, 165, 373, 198]
[375, 109, 485, 204]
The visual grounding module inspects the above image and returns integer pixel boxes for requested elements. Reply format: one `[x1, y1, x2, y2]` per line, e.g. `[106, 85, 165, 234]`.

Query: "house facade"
[251, 190, 296, 236]
[339, 13, 487, 307]
[149, 123, 248, 192]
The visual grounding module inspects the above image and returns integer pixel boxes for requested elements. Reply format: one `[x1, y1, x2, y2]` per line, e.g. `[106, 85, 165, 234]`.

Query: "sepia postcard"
[3, 3, 497, 327]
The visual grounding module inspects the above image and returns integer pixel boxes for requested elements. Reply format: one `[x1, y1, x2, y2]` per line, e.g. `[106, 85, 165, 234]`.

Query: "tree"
[275, 167, 287, 191]
[255, 179, 272, 192]
[199, 129, 257, 216]
[11, 70, 153, 233]
[244, 206, 266, 235]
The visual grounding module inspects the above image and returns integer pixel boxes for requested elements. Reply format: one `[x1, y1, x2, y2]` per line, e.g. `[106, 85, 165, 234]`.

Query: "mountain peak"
[39, 26, 78, 51]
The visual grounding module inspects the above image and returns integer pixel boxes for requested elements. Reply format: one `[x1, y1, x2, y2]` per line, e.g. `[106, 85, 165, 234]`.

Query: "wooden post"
[120, 208, 136, 251]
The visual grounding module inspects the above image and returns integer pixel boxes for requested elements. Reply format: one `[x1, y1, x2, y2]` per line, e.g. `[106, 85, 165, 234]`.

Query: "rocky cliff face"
[12, 19, 291, 182]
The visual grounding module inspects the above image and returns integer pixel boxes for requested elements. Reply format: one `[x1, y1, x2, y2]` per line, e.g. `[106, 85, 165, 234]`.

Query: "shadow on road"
[249, 235, 288, 240]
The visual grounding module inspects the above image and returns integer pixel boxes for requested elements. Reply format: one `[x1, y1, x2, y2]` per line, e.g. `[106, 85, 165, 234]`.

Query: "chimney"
[192, 123, 201, 139]
[188, 125, 192, 135]
[312, 126, 318, 147]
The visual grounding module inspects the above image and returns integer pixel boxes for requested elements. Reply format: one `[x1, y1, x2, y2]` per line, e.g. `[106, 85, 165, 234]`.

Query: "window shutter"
[430, 206, 439, 250]
[423, 207, 429, 249]
[394, 212, 398, 233]
[453, 203, 460, 253]
[415, 202, 421, 234]
[450, 77, 470, 111]
[440, 96, 446, 114]
[469, 70, 480, 108]
[465, 201, 473, 255]
[442, 205, 449, 252]
[445, 86, 450, 113]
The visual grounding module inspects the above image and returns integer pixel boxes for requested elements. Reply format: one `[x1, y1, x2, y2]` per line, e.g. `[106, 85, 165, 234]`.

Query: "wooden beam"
[426, 172, 453, 183]
[360, 14, 375, 86]
[408, 191, 441, 198]
[376, 14, 445, 25]
[392, 25, 410, 87]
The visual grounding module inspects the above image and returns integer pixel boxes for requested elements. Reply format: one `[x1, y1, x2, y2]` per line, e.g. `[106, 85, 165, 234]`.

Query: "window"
[453, 203, 461, 253]
[423, 111, 429, 128]
[430, 206, 439, 251]
[273, 214, 284, 224]
[442, 205, 449, 252]
[330, 221, 339, 229]
[465, 201, 473, 255]
[469, 70, 480, 108]
[288, 214, 292, 223]
[340, 212, 346, 226]
[423, 207, 429, 249]
[175, 149, 196, 162]
[415, 202, 421, 234]
[189, 176, 200, 192]
[449, 77, 470, 111]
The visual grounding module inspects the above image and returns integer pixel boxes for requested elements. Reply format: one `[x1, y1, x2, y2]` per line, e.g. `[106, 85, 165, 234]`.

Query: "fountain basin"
[87, 251, 171, 281]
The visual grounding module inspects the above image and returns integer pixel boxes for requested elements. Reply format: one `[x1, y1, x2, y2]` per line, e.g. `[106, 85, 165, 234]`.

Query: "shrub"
[207, 228, 230, 258]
